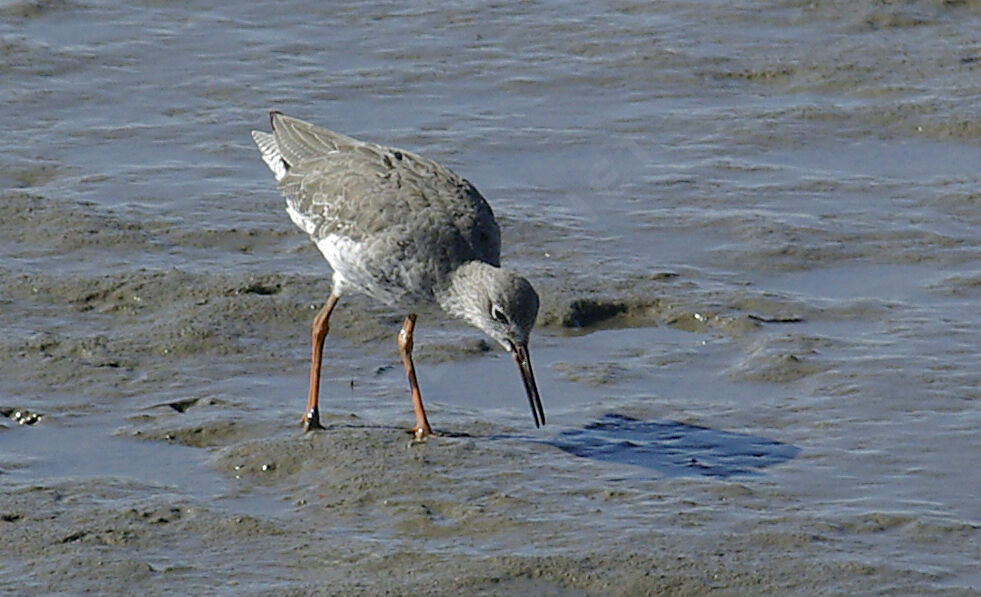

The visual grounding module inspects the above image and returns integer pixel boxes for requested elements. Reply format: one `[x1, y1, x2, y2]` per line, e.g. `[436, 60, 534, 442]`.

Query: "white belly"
[314, 233, 416, 307]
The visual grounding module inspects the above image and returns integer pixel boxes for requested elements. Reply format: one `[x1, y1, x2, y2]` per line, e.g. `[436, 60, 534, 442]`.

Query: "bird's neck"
[435, 261, 494, 324]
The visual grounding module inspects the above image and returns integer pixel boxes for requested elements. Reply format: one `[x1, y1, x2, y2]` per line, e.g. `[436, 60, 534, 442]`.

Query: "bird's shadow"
[538, 413, 800, 478]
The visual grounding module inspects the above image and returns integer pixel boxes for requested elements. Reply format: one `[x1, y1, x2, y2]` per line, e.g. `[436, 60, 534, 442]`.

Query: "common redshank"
[251, 112, 544, 438]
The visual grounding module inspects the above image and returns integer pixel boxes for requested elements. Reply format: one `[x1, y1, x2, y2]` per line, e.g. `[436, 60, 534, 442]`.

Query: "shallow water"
[2, 0, 980, 594]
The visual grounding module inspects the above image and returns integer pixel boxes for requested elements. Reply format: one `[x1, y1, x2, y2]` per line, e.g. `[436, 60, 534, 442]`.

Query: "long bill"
[512, 342, 545, 428]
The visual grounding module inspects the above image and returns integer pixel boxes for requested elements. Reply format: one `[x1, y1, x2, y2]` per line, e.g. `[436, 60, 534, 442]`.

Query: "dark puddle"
[546, 414, 799, 478]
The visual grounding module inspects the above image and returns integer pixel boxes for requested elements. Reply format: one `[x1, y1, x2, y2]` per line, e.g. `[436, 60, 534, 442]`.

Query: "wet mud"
[3, 0, 980, 594]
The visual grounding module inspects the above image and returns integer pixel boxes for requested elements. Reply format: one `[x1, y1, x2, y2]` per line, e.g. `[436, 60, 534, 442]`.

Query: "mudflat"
[2, 0, 979, 594]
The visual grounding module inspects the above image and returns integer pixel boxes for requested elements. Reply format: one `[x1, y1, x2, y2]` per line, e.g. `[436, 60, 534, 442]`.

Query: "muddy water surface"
[2, 0, 980, 594]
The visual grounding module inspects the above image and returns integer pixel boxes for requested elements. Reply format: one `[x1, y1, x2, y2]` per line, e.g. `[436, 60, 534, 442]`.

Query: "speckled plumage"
[253, 112, 500, 308]
[251, 111, 544, 434]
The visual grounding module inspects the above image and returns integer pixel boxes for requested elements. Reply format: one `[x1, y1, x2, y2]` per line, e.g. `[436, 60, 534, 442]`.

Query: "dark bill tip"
[512, 343, 545, 428]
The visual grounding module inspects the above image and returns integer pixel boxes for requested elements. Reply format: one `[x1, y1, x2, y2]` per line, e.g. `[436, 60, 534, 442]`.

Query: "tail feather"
[252, 111, 363, 182]
[268, 111, 359, 165]
[251, 130, 288, 181]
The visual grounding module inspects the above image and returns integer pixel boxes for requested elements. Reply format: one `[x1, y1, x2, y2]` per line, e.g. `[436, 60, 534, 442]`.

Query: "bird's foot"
[406, 426, 434, 441]
[302, 408, 326, 432]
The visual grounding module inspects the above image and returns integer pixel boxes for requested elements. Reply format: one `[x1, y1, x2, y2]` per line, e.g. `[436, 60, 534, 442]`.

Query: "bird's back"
[253, 113, 501, 306]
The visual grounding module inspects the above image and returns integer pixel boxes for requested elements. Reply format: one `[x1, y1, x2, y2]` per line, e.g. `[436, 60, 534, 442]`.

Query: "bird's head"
[439, 263, 545, 427]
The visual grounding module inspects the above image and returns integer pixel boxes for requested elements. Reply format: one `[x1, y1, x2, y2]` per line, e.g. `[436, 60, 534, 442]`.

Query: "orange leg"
[398, 314, 433, 439]
[304, 294, 339, 432]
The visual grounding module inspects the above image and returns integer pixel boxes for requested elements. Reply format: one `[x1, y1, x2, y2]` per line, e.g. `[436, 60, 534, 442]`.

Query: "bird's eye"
[491, 306, 509, 325]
